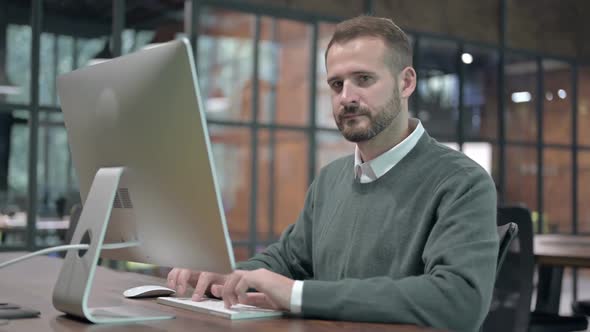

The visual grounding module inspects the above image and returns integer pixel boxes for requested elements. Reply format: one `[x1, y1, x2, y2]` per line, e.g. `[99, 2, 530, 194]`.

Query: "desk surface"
[534, 234, 590, 268]
[0, 253, 442, 332]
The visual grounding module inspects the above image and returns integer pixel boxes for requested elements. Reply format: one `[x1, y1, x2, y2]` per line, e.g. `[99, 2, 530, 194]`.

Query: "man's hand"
[210, 269, 294, 311]
[167, 268, 227, 300]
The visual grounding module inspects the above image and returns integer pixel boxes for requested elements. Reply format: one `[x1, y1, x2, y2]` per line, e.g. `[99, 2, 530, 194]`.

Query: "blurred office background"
[0, 0, 589, 274]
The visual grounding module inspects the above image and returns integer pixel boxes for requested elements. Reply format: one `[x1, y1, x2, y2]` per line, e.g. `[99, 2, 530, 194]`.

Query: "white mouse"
[123, 285, 176, 298]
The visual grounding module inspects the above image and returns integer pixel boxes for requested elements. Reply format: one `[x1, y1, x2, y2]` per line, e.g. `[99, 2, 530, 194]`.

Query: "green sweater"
[237, 132, 499, 332]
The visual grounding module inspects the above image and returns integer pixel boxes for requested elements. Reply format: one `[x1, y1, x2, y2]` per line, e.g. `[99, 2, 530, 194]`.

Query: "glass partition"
[257, 129, 308, 240]
[316, 130, 355, 174]
[505, 146, 538, 223]
[316, 23, 336, 129]
[123, 1, 183, 55]
[416, 38, 459, 139]
[198, 8, 255, 122]
[579, 151, 590, 234]
[258, 18, 310, 126]
[578, 66, 590, 234]
[209, 125, 252, 242]
[505, 54, 538, 143]
[4, 19, 32, 105]
[0, 110, 29, 248]
[463, 46, 499, 141]
[543, 60, 572, 145]
[542, 148, 571, 233]
[1, 1, 31, 248]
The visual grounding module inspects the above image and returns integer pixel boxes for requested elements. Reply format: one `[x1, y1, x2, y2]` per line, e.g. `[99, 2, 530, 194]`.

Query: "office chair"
[518, 210, 588, 332]
[496, 222, 519, 276]
[573, 300, 590, 316]
[479, 220, 518, 332]
[482, 206, 587, 332]
[481, 208, 530, 332]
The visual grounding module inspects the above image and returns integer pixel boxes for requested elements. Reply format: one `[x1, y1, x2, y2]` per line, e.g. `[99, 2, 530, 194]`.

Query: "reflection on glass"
[199, 8, 254, 122]
[578, 67, 590, 147]
[416, 39, 459, 138]
[40, 33, 56, 106]
[38, 113, 78, 212]
[505, 146, 538, 226]
[440, 141, 493, 175]
[578, 152, 590, 233]
[543, 60, 572, 145]
[36, 112, 77, 246]
[316, 23, 337, 129]
[505, 54, 537, 142]
[209, 125, 251, 241]
[77, 37, 109, 68]
[316, 130, 355, 174]
[0, 111, 28, 248]
[258, 130, 308, 240]
[5, 24, 32, 104]
[122, 29, 156, 54]
[542, 148, 571, 234]
[57, 36, 74, 85]
[41, 34, 74, 107]
[123, 1, 184, 54]
[463, 47, 498, 141]
[258, 18, 310, 126]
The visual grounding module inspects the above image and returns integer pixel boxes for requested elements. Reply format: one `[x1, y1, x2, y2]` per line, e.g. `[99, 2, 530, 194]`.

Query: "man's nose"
[340, 81, 360, 106]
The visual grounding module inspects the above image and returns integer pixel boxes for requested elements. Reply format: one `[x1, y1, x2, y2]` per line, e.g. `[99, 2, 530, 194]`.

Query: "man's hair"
[325, 16, 412, 73]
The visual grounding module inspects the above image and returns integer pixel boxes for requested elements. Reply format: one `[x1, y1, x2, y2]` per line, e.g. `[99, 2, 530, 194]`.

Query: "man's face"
[326, 37, 401, 142]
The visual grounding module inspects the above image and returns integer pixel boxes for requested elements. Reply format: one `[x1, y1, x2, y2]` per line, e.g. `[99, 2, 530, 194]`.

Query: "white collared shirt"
[354, 118, 424, 183]
[289, 118, 425, 314]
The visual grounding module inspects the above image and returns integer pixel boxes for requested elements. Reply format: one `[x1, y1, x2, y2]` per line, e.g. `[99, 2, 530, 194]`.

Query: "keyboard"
[156, 297, 283, 320]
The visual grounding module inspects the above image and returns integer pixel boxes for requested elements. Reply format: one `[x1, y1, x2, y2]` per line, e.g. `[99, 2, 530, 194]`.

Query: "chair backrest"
[481, 206, 535, 332]
[496, 222, 518, 276]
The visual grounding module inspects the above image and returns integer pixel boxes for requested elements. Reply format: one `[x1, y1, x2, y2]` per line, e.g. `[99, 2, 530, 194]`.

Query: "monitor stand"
[52, 167, 174, 324]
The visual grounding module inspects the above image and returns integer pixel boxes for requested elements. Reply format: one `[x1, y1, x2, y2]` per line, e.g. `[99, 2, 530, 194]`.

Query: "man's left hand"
[210, 269, 294, 311]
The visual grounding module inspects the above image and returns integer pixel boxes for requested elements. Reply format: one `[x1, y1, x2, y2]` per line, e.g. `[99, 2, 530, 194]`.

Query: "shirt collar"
[354, 118, 424, 183]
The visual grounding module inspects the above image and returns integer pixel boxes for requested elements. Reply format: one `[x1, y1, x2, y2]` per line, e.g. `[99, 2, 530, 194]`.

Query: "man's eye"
[330, 81, 343, 89]
[358, 75, 371, 82]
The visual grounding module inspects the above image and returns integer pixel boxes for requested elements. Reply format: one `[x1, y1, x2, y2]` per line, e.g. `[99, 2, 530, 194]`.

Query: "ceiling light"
[461, 53, 473, 64]
[511, 91, 532, 103]
[545, 92, 553, 101]
[558, 89, 567, 99]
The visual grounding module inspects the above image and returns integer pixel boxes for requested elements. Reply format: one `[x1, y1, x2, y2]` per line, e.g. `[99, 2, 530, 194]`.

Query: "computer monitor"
[52, 38, 235, 324]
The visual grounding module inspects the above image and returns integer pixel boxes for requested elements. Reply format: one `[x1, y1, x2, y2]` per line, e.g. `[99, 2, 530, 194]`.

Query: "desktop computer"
[54, 38, 235, 323]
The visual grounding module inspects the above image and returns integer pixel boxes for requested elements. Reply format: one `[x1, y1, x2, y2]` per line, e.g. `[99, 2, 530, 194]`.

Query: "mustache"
[340, 105, 370, 118]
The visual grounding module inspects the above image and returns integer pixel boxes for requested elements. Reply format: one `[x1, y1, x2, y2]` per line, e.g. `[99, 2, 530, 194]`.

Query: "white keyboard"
[156, 297, 283, 320]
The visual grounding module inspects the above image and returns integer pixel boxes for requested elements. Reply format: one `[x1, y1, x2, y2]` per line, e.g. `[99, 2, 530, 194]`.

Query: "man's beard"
[334, 88, 402, 143]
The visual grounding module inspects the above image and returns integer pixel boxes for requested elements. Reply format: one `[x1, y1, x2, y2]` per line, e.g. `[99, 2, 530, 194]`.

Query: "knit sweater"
[237, 132, 499, 332]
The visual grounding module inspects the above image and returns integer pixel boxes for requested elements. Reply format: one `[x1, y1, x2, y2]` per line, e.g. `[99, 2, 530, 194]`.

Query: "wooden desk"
[0, 253, 443, 332]
[535, 234, 590, 268]
[533, 234, 590, 313]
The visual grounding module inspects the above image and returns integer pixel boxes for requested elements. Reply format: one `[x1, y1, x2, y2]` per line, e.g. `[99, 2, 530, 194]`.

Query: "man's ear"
[398, 67, 417, 99]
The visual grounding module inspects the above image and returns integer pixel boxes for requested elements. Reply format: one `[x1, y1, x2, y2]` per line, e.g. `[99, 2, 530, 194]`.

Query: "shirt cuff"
[290, 280, 303, 314]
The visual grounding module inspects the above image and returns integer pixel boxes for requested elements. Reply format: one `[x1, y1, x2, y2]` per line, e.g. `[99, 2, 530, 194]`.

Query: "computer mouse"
[123, 285, 176, 298]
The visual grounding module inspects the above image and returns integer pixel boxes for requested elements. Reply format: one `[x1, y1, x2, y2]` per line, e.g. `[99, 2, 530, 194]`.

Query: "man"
[168, 15, 498, 331]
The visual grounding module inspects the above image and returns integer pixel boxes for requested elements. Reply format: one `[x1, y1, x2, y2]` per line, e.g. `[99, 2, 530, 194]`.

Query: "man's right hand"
[167, 268, 227, 300]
